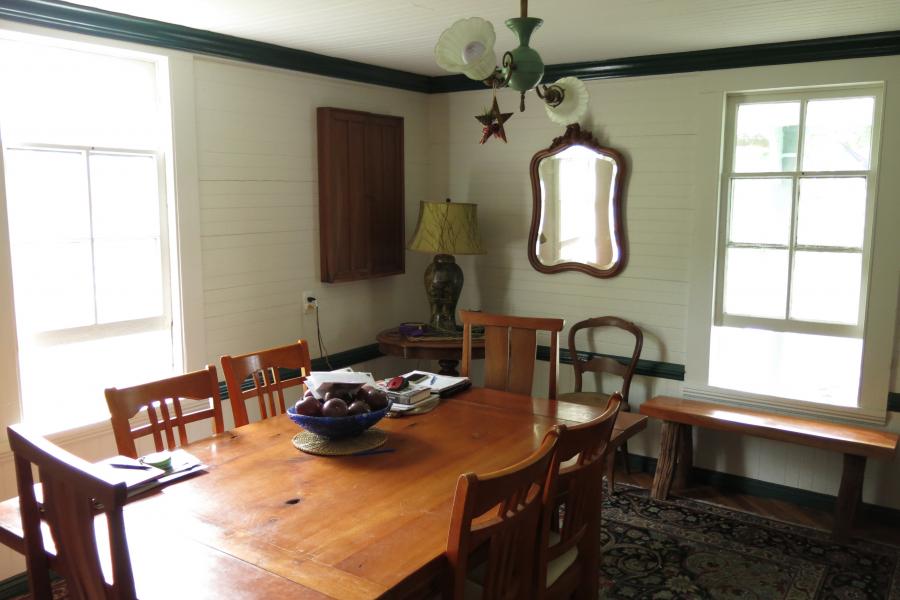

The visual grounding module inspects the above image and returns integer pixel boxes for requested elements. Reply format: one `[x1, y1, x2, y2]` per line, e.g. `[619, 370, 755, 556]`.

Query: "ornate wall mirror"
[528, 124, 627, 277]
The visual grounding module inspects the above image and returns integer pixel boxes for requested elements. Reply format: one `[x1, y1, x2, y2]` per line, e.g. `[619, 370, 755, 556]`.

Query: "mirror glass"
[528, 125, 627, 277]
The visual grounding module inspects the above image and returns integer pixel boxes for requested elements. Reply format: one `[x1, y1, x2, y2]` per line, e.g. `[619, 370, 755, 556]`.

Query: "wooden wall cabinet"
[317, 107, 405, 283]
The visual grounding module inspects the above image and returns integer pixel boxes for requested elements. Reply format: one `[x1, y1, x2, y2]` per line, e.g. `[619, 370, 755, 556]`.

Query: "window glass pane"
[90, 153, 161, 238]
[796, 178, 866, 248]
[3, 148, 91, 243]
[734, 102, 800, 173]
[729, 178, 792, 245]
[95, 239, 164, 323]
[0, 40, 159, 149]
[802, 97, 874, 172]
[10, 242, 95, 331]
[790, 251, 861, 324]
[723, 248, 788, 318]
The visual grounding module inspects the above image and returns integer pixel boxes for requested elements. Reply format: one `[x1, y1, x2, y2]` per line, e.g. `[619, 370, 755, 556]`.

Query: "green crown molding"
[0, 0, 431, 93]
[430, 29, 900, 93]
[2, 1, 899, 95]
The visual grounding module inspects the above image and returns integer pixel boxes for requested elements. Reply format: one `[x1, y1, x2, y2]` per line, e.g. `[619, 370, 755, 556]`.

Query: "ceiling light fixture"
[435, 0, 590, 142]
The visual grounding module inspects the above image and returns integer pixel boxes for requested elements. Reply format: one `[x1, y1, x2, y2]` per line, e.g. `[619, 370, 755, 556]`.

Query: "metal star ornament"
[475, 97, 513, 144]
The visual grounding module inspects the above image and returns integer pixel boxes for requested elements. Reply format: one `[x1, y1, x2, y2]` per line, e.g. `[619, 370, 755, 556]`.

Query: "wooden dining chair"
[221, 339, 312, 427]
[105, 365, 225, 459]
[8, 424, 137, 600]
[559, 316, 643, 492]
[444, 430, 559, 600]
[537, 393, 622, 600]
[459, 310, 565, 400]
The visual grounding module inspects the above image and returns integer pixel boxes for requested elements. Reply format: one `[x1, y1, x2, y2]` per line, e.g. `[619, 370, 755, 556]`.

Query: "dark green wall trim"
[2, 1, 899, 96]
[536, 345, 685, 381]
[0, 0, 431, 93]
[628, 454, 900, 526]
[430, 29, 900, 93]
[0, 572, 28, 600]
[888, 392, 900, 413]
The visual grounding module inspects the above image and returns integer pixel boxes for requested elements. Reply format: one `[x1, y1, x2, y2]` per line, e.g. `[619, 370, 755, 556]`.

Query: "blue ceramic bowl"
[287, 401, 391, 439]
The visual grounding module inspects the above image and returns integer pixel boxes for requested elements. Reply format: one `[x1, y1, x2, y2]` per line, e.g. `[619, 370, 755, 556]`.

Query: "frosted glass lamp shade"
[434, 17, 498, 81]
[545, 77, 590, 125]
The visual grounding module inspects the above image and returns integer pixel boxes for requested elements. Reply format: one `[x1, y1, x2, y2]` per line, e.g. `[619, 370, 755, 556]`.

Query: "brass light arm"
[481, 51, 515, 89]
[536, 83, 566, 108]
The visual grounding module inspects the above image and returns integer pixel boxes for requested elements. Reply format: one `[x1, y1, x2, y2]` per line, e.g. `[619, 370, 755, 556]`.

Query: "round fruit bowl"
[287, 401, 392, 439]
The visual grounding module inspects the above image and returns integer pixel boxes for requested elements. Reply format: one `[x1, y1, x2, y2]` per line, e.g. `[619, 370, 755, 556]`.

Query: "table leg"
[650, 421, 679, 500]
[437, 359, 459, 376]
[833, 453, 866, 542]
[673, 424, 693, 491]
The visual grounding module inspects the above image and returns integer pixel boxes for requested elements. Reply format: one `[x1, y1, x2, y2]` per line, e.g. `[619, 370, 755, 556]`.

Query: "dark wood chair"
[459, 310, 565, 400]
[559, 316, 643, 493]
[105, 365, 225, 459]
[444, 431, 559, 600]
[8, 424, 137, 600]
[221, 340, 312, 427]
[538, 394, 622, 600]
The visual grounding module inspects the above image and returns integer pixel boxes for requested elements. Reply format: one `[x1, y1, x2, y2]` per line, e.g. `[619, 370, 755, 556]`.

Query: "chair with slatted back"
[444, 431, 559, 600]
[459, 310, 565, 400]
[105, 365, 225, 459]
[559, 316, 643, 493]
[537, 394, 622, 600]
[220, 340, 312, 427]
[8, 423, 137, 600]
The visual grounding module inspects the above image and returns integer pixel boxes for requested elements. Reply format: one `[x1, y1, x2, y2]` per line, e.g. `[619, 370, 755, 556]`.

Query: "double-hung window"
[708, 85, 882, 410]
[0, 35, 178, 433]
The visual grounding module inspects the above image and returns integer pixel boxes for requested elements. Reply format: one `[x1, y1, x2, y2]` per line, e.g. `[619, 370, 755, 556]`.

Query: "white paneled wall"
[428, 57, 900, 509]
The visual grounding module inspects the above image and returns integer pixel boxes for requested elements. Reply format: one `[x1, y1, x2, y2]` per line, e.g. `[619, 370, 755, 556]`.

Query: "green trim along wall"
[1, 0, 899, 94]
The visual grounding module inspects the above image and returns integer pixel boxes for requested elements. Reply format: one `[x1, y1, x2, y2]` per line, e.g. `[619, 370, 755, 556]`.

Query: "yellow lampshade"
[408, 199, 485, 255]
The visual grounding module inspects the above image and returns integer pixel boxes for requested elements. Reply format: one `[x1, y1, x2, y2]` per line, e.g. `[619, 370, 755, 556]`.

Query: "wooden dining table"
[0, 388, 625, 599]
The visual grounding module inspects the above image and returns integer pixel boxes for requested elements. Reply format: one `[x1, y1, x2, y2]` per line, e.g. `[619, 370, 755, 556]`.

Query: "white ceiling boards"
[50, 0, 900, 75]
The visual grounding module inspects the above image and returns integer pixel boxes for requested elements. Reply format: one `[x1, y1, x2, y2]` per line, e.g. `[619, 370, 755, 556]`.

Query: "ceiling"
[64, 0, 900, 76]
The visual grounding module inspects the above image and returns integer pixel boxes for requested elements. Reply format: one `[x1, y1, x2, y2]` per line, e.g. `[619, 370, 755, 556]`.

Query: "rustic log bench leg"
[673, 424, 693, 491]
[651, 421, 680, 500]
[833, 454, 866, 542]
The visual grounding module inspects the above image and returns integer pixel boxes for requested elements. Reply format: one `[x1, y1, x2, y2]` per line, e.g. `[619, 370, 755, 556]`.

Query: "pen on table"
[109, 463, 153, 470]
[429, 375, 436, 385]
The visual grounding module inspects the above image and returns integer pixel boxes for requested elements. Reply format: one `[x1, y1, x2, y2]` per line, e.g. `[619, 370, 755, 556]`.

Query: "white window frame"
[715, 87, 882, 339]
[684, 81, 892, 425]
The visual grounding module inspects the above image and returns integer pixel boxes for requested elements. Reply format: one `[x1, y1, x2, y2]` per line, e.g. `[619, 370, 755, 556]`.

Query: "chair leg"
[620, 441, 631, 474]
[606, 451, 616, 496]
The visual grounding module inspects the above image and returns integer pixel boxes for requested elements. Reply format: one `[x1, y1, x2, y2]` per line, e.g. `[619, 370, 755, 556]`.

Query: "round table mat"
[292, 428, 387, 456]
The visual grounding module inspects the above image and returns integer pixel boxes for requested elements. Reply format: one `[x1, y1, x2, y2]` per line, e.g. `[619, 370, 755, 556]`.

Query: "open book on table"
[96, 449, 205, 497]
[401, 371, 471, 397]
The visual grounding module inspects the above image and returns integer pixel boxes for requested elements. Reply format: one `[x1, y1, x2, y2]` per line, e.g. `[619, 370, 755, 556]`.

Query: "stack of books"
[379, 382, 434, 406]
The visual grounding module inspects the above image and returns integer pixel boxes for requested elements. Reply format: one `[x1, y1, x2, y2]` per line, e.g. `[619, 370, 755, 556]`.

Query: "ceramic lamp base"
[425, 254, 463, 331]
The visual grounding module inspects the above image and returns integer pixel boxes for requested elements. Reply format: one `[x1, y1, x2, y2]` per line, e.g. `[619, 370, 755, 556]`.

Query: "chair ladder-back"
[445, 431, 559, 600]
[460, 310, 565, 400]
[8, 424, 137, 600]
[221, 340, 312, 427]
[105, 366, 225, 459]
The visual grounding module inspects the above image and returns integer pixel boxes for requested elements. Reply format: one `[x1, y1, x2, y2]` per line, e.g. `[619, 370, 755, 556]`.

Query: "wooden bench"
[640, 396, 899, 541]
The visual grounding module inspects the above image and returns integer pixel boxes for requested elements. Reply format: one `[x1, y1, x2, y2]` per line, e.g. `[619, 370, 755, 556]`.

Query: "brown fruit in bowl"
[294, 396, 321, 417]
[364, 387, 389, 410]
[348, 400, 370, 416]
[322, 398, 349, 418]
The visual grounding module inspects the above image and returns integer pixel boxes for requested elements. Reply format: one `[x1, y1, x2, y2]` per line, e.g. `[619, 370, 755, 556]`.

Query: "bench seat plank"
[641, 396, 898, 459]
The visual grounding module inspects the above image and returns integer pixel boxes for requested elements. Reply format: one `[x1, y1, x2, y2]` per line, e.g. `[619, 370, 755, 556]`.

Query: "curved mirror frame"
[528, 124, 627, 277]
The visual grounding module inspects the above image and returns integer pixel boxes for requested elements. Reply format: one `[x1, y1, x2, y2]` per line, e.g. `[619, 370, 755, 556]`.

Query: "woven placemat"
[292, 428, 387, 456]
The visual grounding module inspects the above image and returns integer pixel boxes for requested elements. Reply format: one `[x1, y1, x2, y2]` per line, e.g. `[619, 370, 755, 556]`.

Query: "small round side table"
[376, 328, 485, 376]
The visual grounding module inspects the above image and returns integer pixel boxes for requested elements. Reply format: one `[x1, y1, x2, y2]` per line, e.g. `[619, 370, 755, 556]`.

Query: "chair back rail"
[568, 316, 643, 408]
[105, 366, 224, 459]
[460, 310, 565, 400]
[538, 394, 622, 599]
[446, 432, 559, 600]
[8, 424, 137, 600]
[221, 340, 312, 427]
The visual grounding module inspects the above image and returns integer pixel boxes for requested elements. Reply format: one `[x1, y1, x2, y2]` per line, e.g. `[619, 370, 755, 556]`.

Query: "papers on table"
[97, 449, 206, 497]
[401, 371, 471, 397]
[306, 370, 376, 399]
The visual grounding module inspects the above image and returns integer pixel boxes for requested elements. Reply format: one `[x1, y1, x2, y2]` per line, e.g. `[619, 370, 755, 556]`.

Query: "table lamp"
[408, 198, 485, 331]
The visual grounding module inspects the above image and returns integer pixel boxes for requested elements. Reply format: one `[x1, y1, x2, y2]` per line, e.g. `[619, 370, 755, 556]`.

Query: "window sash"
[715, 87, 880, 338]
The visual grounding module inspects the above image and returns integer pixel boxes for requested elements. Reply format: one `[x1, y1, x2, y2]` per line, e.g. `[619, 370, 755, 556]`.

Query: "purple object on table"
[398, 322, 427, 337]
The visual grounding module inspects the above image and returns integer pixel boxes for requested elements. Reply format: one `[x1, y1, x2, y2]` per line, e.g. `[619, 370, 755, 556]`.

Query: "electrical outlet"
[303, 291, 318, 313]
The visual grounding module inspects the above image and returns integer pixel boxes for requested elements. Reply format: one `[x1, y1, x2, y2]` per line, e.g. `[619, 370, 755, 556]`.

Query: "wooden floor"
[615, 470, 900, 546]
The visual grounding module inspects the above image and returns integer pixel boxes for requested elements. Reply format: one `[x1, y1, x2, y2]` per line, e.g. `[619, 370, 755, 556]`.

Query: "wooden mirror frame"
[527, 123, 628, 278]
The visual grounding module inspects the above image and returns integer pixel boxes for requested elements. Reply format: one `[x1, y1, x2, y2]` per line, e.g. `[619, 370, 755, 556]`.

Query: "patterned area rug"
[601, 488, 900, 599]
[8, 489, 898, 599]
